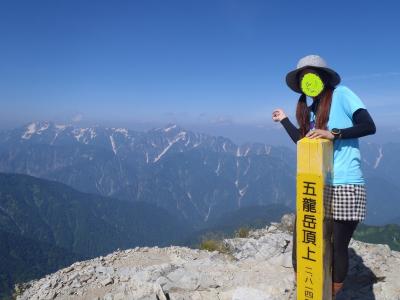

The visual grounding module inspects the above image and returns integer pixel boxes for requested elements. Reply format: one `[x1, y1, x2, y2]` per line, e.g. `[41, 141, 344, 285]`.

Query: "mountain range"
[0, 121, 398, 226]
[0, 172, 194, 299]
[1, 120, 400, 298]
[0, 121, 296, 229]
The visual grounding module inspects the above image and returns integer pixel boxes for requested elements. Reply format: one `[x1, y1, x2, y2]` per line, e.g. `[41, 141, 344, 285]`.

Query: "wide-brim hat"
[286, 55, 341, 93]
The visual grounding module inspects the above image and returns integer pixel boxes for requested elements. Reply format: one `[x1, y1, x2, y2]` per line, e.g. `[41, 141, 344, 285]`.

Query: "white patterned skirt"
[324, 184, 367, 221]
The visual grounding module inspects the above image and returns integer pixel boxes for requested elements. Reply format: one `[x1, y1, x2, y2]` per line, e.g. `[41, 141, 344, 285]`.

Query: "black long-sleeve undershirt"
[280, 108, 376, 144]
[280, 116, 301, 143]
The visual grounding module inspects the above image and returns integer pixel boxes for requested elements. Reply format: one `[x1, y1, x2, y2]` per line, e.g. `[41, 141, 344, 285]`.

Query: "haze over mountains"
[0, 120, 399, 298]
[0, 121, 398, 226]
[0, 121, 297, 229]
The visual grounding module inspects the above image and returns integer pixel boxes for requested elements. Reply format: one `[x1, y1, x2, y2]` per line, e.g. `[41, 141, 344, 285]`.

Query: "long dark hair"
[295, 88, 334, 138]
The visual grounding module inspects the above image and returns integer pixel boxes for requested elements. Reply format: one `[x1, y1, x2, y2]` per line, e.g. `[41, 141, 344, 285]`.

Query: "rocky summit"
[15, 214, 400, 300]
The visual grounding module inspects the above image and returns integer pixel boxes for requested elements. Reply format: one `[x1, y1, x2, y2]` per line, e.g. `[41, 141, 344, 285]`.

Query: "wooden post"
[296, 138, 333, 300]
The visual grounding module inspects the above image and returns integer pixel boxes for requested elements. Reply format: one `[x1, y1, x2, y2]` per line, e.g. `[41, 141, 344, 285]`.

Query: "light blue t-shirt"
[309, 85, 366, 185]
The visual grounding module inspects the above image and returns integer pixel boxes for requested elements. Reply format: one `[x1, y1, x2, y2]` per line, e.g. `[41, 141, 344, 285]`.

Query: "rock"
[68, 273, 79, 282]
[47, 291, 57, 299]
[79, 274, 91, 283]
[164, 271, 200, 291]
[266, 225, 277, 233]
[71, 279, 81, 289]
[96, 265, 114, 275]
[268, 251, 292, 268]
[232, 287, 279, 300]
[101, 277, 114, 286]
[62, 266, 74, 274]
[15, 214, 400, 300]
[280, 213, 295, 232]
[119, 275, 130, 282]
[155, 276, 169, 287]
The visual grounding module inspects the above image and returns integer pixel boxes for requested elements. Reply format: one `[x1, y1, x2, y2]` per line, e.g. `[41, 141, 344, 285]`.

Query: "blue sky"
[0, 0, 399, 144]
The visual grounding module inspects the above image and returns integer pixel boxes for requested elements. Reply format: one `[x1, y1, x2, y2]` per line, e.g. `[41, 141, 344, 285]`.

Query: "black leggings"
[292, 215, 359, 283]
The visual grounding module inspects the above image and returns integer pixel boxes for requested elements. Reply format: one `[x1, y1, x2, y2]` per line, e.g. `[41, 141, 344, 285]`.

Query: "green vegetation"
[234, 226, 251, 238]
[196, 229, 231, 255]
[197, 225, 251, 256]
[179, 204, 292, 248]
[199, 239, 231, 254]
[0, 172, 193, 300]
[353, 223, 400, 251]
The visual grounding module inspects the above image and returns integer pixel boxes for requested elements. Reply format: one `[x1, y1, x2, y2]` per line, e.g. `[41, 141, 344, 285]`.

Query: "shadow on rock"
[335, 247, 385, 300]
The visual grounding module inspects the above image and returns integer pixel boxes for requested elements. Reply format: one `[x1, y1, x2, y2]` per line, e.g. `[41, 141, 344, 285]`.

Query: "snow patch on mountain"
[204, 204, 214, 222]
[236, 147, 240, 157]
[73, 128, 87, 143]
[21, 122, 50, 139]
[153, 132, 186, 163]
[185, 135, 191, 146]
[38, 122, 50, 132]
[73, 128, 97, 144]
[238, 184, 248, 197]
[55, 124, 67, 130]
[265, 145, 271, 155]
[187, 192, 202, 217]
[374, 146, 383, 169]
[110, 135, 117, 155]
[244, 147, 250, 156]
[223, 142, 227, 152]
[243, 159, 251, 176]
[21, 123, 37, 139]
[164, 124, 177, 132]
[215, 160, 222, 175]
[113, 128, 129, 137]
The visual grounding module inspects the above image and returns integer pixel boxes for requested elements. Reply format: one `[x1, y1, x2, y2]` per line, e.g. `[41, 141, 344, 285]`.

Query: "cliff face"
[15, 214, 400, 300]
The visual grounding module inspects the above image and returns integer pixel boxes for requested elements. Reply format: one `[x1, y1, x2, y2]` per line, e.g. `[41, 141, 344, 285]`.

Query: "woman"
[272, 54, 376, 296]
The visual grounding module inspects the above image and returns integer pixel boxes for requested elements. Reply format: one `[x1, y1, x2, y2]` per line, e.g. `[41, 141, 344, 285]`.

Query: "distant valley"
[0, 121, 296, 229]
[0, 121, 398, 226]
[0, 172, 192, 299]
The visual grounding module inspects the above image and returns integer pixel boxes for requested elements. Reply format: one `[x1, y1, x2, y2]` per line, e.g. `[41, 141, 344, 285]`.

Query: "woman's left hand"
[305, 129, 334, 140]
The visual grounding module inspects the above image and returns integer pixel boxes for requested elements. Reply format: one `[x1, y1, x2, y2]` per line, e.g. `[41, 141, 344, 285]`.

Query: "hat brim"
[286, 66, 341, 93]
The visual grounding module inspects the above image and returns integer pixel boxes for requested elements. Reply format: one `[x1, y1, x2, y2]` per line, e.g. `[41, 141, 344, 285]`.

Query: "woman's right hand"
[272, 108, 287, 122]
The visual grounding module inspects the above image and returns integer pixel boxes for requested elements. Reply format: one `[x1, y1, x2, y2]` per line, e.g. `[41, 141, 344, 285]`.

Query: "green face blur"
[300, 72, 325, 97]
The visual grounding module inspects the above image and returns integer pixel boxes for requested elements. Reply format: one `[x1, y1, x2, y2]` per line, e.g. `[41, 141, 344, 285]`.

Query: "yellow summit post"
[296, 137, 333, 300]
